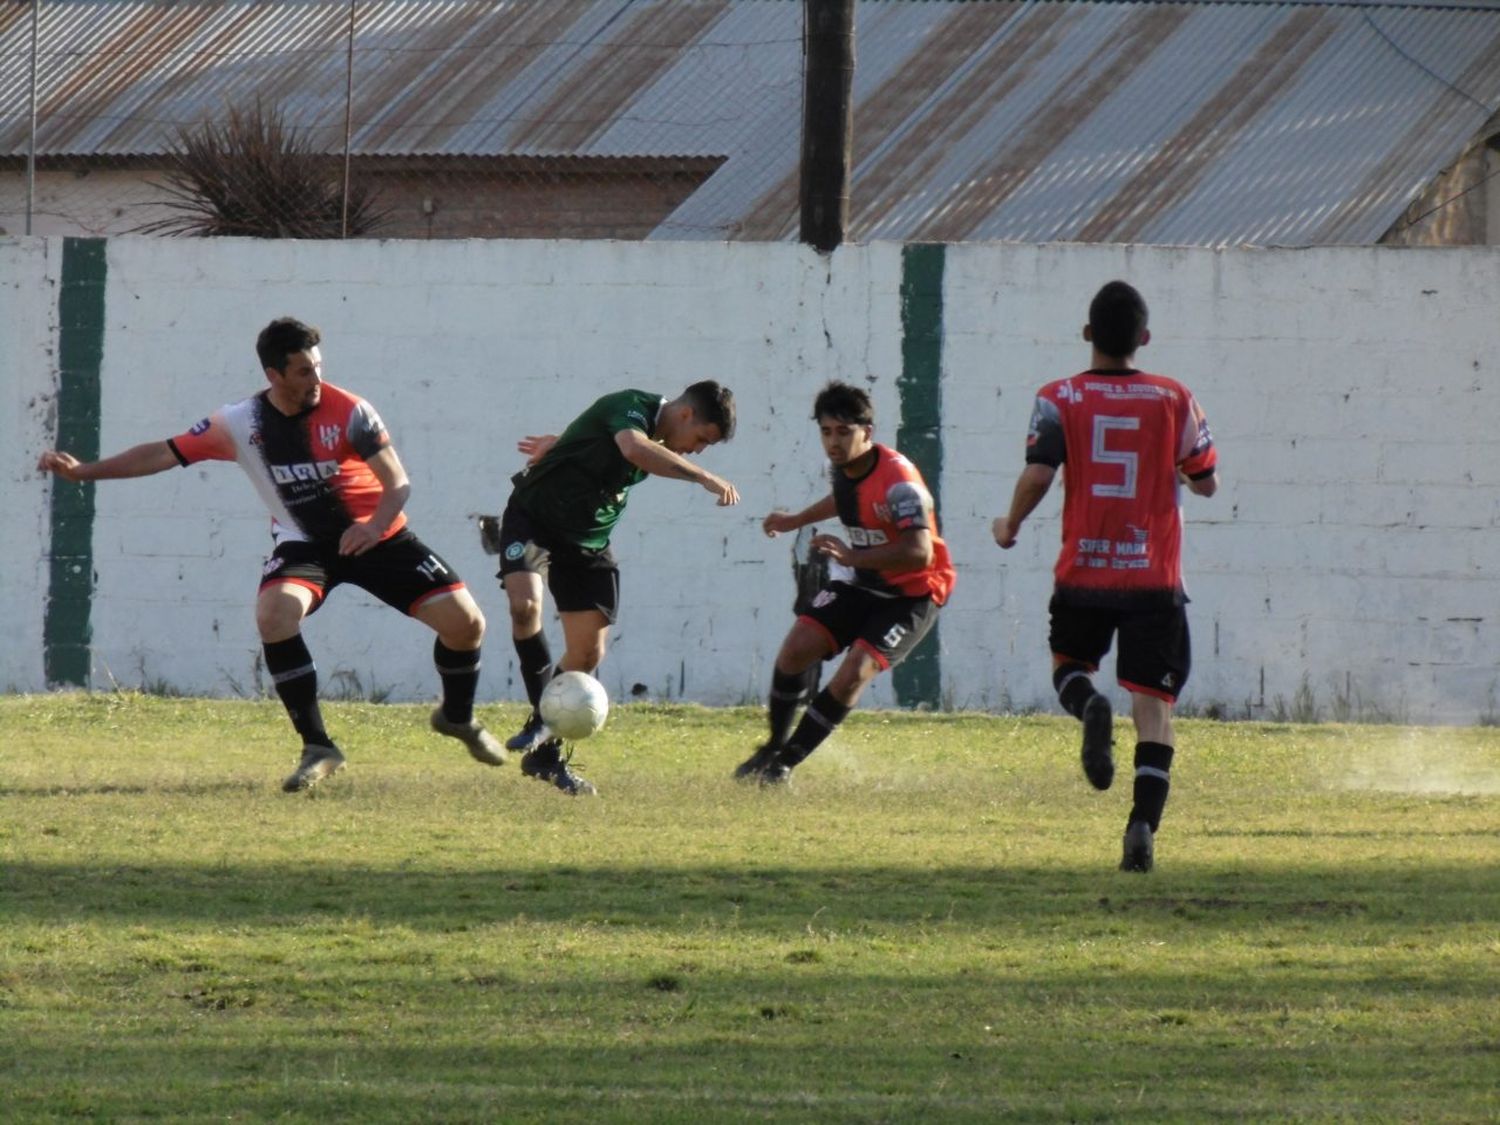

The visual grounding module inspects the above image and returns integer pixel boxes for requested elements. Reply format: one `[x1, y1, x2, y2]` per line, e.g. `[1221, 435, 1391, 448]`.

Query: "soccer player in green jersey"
[497, 383, 739, 794]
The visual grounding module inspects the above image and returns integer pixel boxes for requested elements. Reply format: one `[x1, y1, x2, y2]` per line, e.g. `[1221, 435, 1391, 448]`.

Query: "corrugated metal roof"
[3, 0, 1499, 245]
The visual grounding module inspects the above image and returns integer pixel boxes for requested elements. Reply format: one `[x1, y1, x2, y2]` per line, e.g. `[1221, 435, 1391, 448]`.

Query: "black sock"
[767, 667, 812, 749]
[1053, 662, 1101, 720]
[434, 639, 480, 724]
[263, 635, 330, 747]
[514, 632, 554, 711]
[779, 688, 852, 768]
[1129, 741, 1175, 831]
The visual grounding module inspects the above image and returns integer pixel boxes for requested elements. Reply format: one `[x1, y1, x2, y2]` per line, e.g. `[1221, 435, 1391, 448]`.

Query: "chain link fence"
[0, 0, 806, 241]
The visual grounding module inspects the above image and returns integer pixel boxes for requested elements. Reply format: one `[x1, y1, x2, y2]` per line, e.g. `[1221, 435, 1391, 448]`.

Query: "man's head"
[257, 317, 324, 413]
[1086, 281, 1150, 361]
[812, 381, 875, 469]
[660, 380, 736, 454]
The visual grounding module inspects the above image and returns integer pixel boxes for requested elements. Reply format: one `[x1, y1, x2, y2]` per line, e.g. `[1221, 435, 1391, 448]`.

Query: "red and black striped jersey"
[167, 383, 402, 546]
[1026, 369, 1216, 607]
[831, 444, 956, 606]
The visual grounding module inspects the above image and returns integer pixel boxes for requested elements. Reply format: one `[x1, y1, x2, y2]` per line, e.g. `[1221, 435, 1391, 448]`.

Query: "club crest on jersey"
[318, 423, 342, 449]
[504, 542, 525, 561]
[188, 417, 212, 435]
[271, 460, 339, 484]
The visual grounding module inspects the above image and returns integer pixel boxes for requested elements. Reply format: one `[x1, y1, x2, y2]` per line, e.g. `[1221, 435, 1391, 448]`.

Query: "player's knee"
[448, 610, 485, 649]
[507, 596, 542, 633]
[568, 640, 606, 673]
[255, 596, 302, 642]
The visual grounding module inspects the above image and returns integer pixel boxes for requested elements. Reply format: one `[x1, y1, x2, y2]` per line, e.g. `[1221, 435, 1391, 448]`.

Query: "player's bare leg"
[1121, 693, 1175, 873]
[517, 607, 607, 797]
[757, 641, 881, 785]
[257, 582, 345, 791]
[1052, 655, 1114, 791]
[736, 620, 831, 781]
[503, 571, 554, 751]
[414, 588, 504, 766]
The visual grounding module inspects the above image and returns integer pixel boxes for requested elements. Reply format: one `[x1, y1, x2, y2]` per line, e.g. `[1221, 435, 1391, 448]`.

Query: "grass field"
[2, 693, 1497, 1122]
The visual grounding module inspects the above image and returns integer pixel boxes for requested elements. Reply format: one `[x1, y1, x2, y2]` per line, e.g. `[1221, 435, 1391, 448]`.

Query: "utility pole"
[799, 0, 854, 253]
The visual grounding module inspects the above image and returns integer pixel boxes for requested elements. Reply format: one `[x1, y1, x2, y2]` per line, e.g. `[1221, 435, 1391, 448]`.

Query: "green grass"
[2, 694, 1497, 1123]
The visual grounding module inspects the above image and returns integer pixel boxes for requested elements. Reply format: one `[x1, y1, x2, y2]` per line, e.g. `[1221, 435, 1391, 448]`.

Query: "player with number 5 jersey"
[993, 281, 1219, 874]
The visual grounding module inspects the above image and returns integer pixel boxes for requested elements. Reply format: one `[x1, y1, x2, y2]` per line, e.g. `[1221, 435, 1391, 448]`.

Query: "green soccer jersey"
[510, 389, 664, 550]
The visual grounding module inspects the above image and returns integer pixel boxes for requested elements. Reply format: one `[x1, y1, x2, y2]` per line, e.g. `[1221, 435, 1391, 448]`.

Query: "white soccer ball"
[539, 671, 610, 741]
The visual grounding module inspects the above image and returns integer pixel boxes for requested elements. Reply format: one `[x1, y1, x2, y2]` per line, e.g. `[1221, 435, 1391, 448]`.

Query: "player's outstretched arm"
[764, 493, 836, 537]
[615, 428, 739, 506]
[992, 463, 1056, 549]
[37, 441, 178, 483]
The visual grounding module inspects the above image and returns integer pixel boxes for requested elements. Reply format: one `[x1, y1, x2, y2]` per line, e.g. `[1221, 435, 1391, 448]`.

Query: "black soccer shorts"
[260, 529, 465, 616]
[494, 499, 621, 623]
[797, 581, 939, 670]
[1048, 597, 1191, 702]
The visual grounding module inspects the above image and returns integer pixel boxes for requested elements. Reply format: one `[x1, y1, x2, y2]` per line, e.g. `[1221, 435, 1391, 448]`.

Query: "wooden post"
[799, 0, 855, 253]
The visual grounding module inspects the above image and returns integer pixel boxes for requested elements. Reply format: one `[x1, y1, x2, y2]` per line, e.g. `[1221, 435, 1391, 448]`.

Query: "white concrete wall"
[1, 239, 58, 691]
[8, 236, 1500, 723]
[943, 243, 1500, 724]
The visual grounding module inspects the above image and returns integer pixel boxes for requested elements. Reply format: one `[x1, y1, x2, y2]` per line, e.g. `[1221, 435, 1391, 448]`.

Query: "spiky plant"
[135, 101, 386, 238]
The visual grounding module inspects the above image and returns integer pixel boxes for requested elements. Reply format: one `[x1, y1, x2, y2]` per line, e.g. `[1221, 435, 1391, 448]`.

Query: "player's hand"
[702, 473, 739, 506]
[812, 533, 852, 565]
[338, 521, 382, 557]
[762, 510, 799, 537]
[518, 434, 558, 465]
[37, 450, 86, 482]
[992, 516, 1019, 549]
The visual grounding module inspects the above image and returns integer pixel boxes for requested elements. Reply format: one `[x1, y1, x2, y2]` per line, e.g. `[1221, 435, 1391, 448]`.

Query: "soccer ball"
[539, 671, 610, 741]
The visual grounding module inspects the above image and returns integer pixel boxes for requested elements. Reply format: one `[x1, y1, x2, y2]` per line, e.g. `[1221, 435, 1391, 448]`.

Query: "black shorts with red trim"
[798, 581, 939, 671]
[494, 498, 620, 623]
[260, 528, 464, 616]
[1048, 595, 1191, 702]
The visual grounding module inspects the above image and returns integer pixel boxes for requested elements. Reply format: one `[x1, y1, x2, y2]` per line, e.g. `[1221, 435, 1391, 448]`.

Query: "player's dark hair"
[681, 380, 736, 442]
[256, 317, 322, 372]
[1089, 281, 1148, 360]
[812, 381, 874, 426]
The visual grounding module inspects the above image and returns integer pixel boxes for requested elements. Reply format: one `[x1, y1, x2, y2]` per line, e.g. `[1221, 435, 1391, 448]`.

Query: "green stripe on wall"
[44, 237, 107, 687]
[893, 243, 945, 710]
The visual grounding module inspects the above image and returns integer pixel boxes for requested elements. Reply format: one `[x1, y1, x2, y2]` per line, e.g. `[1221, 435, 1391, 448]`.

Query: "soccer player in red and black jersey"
[993, 281, 1218, 872]
[37, 317, 506, 792]
[735, 381, 956, 785]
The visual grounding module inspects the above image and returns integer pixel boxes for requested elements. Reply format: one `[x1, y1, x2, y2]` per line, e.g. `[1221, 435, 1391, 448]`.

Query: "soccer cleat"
[430, 707, 506, 766]
[281, 743, 346, 793]
[733, 742, 783, 781]
[1080, 694, 1115, 791]
[520, 740, 598, 797]
[758, 762, 792, 787]
[505, 710, 552, 753]
[1120, 820, 1154, 873]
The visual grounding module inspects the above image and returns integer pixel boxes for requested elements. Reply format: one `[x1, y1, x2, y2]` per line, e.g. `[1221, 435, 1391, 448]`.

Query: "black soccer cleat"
[506, 710, 552, 753]
[430, 707, 506, 766]
[1080, 694, 1115, 791]
[1120, 820, 1154, 873]
[282, 743, 346, 793]
[520, 740, 598, 797]
[733, 742, 783, 782]
[758, 762, 792, 787]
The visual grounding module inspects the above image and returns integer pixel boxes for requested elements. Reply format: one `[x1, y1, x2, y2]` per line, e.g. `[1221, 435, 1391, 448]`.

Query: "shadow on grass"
[4, 859, 1497, 933]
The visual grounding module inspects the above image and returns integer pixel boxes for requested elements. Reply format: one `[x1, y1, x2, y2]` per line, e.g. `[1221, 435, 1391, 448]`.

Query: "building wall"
[9, 236, 1500, 724]
[0, 163, 717, 240]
